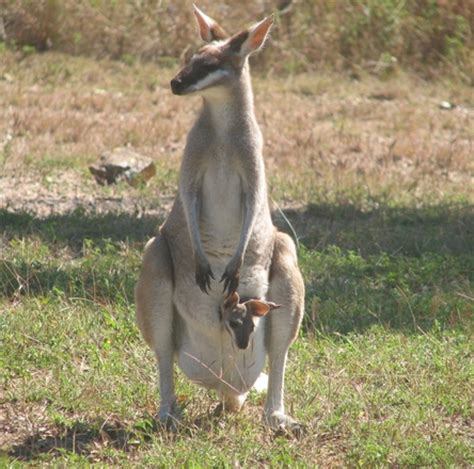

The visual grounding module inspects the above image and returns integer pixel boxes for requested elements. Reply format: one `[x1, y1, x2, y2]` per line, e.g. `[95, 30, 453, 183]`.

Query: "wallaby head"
[221, 292, 281, 350]
[170, 5, 273, 97]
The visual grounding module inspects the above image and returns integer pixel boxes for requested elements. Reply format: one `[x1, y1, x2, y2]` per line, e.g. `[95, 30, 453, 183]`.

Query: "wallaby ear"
[193, 4, 228, 43]
[224, 291, 240, 309]
[246, 300, 271, 317]
[267, 302, 282, 310]
[229, 15, 273, 57]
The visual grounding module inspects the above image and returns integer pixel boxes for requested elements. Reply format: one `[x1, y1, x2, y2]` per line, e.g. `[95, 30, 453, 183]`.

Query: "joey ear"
[229, 15, 273, 57]
[246, 300, 271, 317]
[223, 291, 240, 309]
[267, 302, 282, 310]
[193, 4, 228, 42]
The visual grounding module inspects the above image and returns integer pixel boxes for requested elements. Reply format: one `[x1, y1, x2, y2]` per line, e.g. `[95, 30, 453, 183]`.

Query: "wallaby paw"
[195, 261, 214, 294]
[220, 267, 240, 295]
[264, 411, 305, 438]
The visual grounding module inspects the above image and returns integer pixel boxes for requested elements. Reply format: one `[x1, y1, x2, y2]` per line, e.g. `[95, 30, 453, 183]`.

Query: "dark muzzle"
[170, 77, 185, 95]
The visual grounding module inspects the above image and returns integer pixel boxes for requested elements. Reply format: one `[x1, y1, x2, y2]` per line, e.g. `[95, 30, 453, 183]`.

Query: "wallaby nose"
[170, 77, 184, 95]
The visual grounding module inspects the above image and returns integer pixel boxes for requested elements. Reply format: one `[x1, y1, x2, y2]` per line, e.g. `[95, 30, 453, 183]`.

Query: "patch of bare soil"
[0, 170, 172, 218]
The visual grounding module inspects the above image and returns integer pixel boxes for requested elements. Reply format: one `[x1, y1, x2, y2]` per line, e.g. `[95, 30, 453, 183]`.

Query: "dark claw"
[290, 422, 306, 439]
[196, 263, 214, 294]
[274, 422, 306, 440]
[220, 270, 240, 296]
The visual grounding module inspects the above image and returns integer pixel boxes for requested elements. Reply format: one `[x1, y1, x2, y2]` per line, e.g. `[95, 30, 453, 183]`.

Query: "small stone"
[89, 147, 156, 186]
[2, 73, 14, 83]
[439, 101, 455, 110]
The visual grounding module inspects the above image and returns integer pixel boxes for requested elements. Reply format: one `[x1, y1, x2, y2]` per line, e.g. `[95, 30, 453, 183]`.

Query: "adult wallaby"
[135, 5, 305, 433]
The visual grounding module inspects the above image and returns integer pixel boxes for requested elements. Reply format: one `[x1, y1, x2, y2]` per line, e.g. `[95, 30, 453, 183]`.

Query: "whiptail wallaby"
[135, 5, 305, 433]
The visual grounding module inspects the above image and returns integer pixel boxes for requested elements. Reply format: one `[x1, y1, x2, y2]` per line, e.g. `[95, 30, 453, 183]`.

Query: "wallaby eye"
[200, 63, 220, 76]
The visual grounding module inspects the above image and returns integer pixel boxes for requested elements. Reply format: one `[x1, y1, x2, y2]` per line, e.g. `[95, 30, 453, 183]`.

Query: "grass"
[1, 230, 472, 465]
[0, 234, 472, 465]
[2, 0, 473, 79]
[1, 45, 473, 466]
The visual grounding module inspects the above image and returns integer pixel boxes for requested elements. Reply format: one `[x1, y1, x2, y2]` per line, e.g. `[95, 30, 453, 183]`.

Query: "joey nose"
[170, 77, 184, 95]
[237, 337, 250, 350]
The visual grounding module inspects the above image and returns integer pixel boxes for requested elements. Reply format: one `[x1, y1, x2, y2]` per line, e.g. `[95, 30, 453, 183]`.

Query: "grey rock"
[89, 147, 156, 186]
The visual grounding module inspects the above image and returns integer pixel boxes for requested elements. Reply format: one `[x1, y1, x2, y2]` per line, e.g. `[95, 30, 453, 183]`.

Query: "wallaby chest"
[200, 156, 243, 248]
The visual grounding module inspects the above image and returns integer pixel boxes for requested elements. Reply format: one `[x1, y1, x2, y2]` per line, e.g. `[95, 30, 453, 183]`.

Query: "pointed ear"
[224, 291, 240, 309]
[229, 15, 273, 57]
[193, 4, 228, 42]
[246, 300, 271, 317]
[267, 302, 282, 311]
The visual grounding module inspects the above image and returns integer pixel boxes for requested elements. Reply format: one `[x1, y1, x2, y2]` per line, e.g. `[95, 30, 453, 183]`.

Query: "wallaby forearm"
[236, 156, 266, 255]
[180, 185, 215, 293]
[220, 169, 264, 293]
[234, 189, 258, 263]
[180, 187, 205, 261]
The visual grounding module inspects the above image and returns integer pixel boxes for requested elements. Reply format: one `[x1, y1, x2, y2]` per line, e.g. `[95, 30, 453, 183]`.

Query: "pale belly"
[170, 161, 271, 394]
[175, 314, 267, 395]
[200, 162, 243, 257]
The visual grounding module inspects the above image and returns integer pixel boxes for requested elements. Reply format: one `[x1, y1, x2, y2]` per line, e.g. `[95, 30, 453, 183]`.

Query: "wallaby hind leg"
[265, 232, 305, 434]
[135, 234, 179, 427]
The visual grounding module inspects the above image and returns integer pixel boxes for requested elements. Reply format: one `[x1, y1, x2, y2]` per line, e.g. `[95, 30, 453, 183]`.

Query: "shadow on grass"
[275, 201, 473, 334]
[0, 257, 136, 303]
[1, 202, 472, 334]
[6, 419, 143, 461]
[5, 412, 225, 462]
[2, 202, 472, 255]
[0, 208, 162, 251]
[279, 201, 474, 257]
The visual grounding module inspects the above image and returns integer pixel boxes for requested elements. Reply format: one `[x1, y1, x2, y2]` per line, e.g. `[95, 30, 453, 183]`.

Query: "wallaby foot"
[263, 410, 305, 438]
[157, 399, 183, 431]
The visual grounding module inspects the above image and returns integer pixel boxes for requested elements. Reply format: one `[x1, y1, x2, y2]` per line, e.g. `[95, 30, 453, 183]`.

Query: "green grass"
[1, 189, 472, 465]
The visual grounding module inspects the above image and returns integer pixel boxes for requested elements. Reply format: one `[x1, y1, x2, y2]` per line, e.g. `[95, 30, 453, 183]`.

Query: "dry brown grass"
[1, 0, 473, 78]
[0, 49, 472, 216]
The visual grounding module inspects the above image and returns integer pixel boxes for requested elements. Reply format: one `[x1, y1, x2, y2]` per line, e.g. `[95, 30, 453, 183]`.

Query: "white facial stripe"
[190, 69, 229, 92]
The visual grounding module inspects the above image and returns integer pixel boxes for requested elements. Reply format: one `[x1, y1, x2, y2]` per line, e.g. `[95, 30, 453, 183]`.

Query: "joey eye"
[229, 318, 242, 329]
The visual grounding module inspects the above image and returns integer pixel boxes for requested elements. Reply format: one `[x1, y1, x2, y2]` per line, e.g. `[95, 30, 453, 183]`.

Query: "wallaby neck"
[201, 64, 256, 136]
